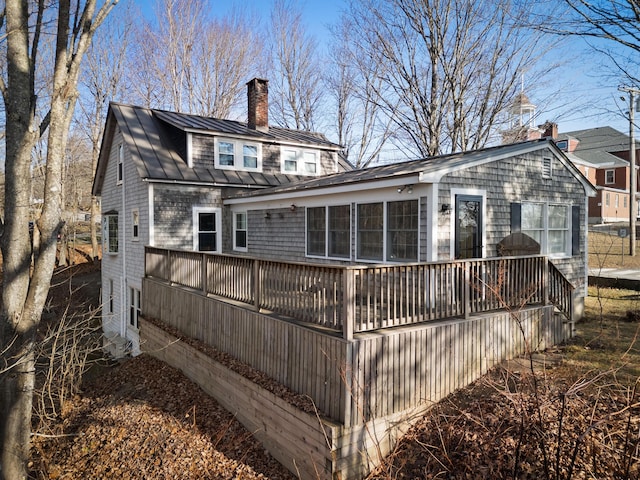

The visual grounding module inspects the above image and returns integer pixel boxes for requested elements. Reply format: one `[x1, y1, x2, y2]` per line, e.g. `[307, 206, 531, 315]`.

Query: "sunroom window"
[306, 205, 350, 259]
[357, 200, 419, 262]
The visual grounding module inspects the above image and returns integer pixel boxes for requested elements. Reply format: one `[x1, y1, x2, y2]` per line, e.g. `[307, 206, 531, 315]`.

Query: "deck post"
[253, 259, 261, 312]
[464, 262, 470, 320]
[167, 249, 173, 284]
[542, 257, 549, 306]
[201, 252, 207, 295]
[343, 268, 355, 341]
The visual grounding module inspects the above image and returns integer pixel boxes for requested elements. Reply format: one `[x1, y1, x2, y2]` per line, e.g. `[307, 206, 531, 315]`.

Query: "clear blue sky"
[133, 0, 632, 136]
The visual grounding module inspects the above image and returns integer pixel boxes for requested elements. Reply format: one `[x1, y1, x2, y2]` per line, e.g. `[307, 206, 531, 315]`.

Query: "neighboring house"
[556, 126, 640, 223]
[93, 78, 347, 356]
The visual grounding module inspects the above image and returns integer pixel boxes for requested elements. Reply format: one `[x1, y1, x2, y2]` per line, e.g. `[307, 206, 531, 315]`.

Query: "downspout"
[121, 164, 127, 338]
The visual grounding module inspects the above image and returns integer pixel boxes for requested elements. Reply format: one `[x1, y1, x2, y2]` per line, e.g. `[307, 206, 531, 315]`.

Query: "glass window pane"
[522, 203, 543, 229]
[303, 152, 317, 173]
[235, 230, 247, 249]
[329, 205, 350, 258]
[199, 212, 215, 231]
[307, 207, 326, 256]
[243, 145, 258, 168]
[357, 203, 383, 260]
[199, 233, 216, 251]
[219, 141, 234, 166]
[284, 150, 297, 172]
[549, 205, 567, 229]
[387, 200, 418, 261]
[548, 230, 567, 254]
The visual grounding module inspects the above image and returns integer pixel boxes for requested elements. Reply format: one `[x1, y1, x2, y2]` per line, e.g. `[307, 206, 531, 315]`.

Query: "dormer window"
[605, 169, 615, 184]
[282, 147, 320, 175]
[214, 137, 262, 172]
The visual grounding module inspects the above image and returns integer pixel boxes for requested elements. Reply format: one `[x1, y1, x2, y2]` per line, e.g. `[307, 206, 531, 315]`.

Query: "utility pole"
[620, 86, 638, 256]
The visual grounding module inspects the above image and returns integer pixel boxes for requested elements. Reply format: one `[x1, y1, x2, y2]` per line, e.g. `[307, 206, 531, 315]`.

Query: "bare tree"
[268, 0, 324, 131]
[327, 19, 396, 168]
[543, 0, 640, 86]
[343, 0, 560, 157]
[130, 0, 262, 118]
[0, 1, 117, 478]
[77, 5, 132, 259]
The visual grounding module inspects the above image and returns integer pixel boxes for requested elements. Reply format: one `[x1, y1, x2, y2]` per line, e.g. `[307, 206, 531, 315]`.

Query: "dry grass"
[589, 230, 640, 269]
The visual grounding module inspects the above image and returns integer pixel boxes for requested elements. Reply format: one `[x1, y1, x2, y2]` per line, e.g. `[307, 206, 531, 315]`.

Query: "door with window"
[455, 195, 483, 259]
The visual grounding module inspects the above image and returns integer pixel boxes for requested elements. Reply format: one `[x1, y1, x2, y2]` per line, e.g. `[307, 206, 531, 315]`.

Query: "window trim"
[605, 169, 615, 184]
[117, 144, 123, 185]
[129, 286, 141, 330]
[233, 211, 248, 252]
[192, 207, 222, 252]
[281, 146, 321, 176]
[519, 202, 571, 258]
[355, 200, 419, 263]
[305, 204, 351, 260]
[214, 137, 262, 172]
[132, 209, 139, 241]
[103, 213, 118, 254]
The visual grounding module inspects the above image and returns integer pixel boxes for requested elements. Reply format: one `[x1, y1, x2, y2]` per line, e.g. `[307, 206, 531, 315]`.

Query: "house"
[93, 78, 348, 356]
[94, 79, 596, 478]
[556, 126, 640, 223]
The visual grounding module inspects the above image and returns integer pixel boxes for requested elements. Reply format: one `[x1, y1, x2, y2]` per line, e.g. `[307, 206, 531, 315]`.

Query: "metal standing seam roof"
[94, 103, 343, 194]
[228, 138, 596, 200]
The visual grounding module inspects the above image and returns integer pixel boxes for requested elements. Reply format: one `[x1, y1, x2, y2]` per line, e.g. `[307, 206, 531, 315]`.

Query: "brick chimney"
[540, 121, 558, 140]
[247, 78, 268, 132]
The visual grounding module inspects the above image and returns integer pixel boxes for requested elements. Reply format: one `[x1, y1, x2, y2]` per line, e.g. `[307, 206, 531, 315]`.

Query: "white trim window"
[132, 209, 139, 241]
[281, 147, 320, 175]
[521, 202, 570, 257]
[605, 169, 615, 184]
[306, 205, 351, 259]
[117, 144, 124, 185]
[356, 200, 419, 262]
[103, 213, 118, 254]
[193, 207, 221, 252]
[129, 286, 141, 329]
[214, 137, 262, 171]
[233, 211, 248, 251]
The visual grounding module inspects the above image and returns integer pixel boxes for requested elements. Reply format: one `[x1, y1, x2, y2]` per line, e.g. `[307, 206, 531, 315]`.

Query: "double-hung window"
[103, 213, 118, 254]
[215, 138, 262, 171]
[306, 205, 350, 259]
[193, 208, 221, 252]
[356, 200, 419, 262]
[132, 209, 139, 240]
[129, 287, 141, 329]
[520, 202, 570, 257]
[282, 147, 320, 175]
[605, 169, 615, 184]
[233, 212, 248, 251]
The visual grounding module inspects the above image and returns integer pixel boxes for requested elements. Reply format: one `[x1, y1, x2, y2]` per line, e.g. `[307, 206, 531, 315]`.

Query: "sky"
[134, 0, 634, 136]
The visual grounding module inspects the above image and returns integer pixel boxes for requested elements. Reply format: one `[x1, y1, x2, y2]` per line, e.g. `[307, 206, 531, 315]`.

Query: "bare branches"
[268, 0, 324, 131]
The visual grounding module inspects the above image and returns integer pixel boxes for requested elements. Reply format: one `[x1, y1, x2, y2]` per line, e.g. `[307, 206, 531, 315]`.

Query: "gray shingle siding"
[153, 185, 222, 250]
[439, 149, 587, 289]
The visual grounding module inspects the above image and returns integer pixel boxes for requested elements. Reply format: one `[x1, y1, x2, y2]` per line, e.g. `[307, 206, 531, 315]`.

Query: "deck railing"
[145, 247, 571, 339]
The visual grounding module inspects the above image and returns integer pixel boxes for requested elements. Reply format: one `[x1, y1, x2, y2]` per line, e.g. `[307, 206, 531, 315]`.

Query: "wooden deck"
[141, 247, 574, 479]
[145, 247, 574, 340]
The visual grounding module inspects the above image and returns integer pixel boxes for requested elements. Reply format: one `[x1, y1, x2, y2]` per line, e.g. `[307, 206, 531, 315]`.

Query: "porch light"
[440, 203, 450, 214]
[290, 204, 297, 212]
[264, 211, 271, 219]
